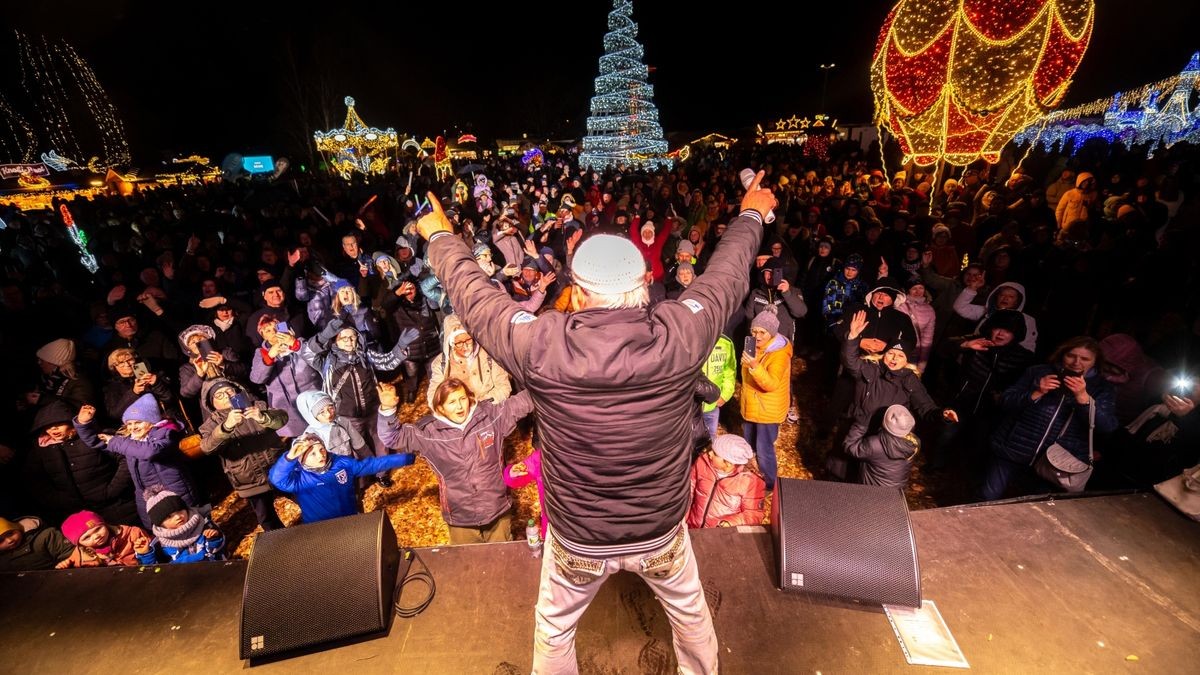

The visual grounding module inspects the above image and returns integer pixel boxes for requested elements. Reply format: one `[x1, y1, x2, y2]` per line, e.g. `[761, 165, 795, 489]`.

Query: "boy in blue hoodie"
[269, 433, 414, 523]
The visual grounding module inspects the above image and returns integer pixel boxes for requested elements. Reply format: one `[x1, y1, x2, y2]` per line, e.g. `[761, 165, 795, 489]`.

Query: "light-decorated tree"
[579, 0, 672, 171]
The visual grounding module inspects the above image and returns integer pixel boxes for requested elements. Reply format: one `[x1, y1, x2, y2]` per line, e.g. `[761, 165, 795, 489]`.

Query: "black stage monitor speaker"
[240, 511, 402, 659]
[770, 478, 921, 607]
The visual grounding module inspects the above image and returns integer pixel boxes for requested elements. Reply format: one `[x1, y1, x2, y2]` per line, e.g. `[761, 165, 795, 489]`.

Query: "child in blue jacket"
[137, 485, 225, 564]
[269, 433, 415, 523]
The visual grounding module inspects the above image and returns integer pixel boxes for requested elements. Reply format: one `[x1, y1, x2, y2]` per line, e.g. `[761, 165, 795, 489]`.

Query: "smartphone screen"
[275, 321, 290, 335]
[133, 362, 150, 379]
[743, 336, 756, 359]
[229, 392, 250, 410]
[197, 339, 214, 359]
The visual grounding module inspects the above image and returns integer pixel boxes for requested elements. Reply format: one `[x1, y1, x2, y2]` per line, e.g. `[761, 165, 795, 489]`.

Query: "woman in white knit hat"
[26, 338, 95, 411]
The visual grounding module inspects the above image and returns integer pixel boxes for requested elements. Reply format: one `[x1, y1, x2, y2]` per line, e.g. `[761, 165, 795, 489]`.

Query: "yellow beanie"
[0, 517, 21, 538]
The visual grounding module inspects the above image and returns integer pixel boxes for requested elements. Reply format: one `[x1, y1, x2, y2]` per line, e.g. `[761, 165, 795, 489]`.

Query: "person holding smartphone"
[102, 348, 177, 424]
[739, 310, 793, 492]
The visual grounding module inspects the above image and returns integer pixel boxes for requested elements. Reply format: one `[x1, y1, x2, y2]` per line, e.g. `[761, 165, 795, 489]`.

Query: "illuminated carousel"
[313, 96, 399, 179]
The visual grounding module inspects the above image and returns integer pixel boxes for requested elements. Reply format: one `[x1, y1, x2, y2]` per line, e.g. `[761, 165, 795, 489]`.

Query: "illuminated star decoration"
[1015, 51, 1200, 158]
[871, 0, 1095, 167]
[59, 204, 99, 274]
[313, 96, 398, 179]
[785, 115, 801, 130]
[579, 0, 672, 171]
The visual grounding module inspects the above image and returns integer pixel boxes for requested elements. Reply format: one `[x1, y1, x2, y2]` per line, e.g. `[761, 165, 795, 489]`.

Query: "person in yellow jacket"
[740, 310, 792, 490]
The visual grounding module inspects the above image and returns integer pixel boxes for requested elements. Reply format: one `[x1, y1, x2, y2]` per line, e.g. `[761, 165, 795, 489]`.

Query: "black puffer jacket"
[844, 421, 919, 488]
[197, 380, 287, 497]
[842, 338, 943, 427]
[991, 364, 1118, 464]
[429, 211, 763, 549]
[952, 341, 1035, 416]
[22, 401, 137, 525]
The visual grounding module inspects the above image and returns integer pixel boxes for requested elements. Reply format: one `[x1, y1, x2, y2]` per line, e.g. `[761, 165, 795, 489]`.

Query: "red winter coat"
[630, 217, 671, 283]
[686, 453, 766, 528]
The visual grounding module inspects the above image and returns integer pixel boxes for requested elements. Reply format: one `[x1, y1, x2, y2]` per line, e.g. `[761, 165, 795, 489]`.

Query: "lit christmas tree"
[579, 0, 672, 171]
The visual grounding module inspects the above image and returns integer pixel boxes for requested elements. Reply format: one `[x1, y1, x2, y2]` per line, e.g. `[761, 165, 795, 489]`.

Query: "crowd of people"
[1, 138, 1197, 574]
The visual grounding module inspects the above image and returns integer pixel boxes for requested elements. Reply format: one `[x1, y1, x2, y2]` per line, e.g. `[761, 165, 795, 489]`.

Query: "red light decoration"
[871, 0, 1094, 166]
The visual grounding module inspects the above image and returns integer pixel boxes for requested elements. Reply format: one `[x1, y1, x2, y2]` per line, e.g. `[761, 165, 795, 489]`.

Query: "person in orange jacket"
[740, 309, 792, 491]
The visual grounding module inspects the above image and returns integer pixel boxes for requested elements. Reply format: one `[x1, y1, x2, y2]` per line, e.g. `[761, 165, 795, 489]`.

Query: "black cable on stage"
[394, 549, 436, 618]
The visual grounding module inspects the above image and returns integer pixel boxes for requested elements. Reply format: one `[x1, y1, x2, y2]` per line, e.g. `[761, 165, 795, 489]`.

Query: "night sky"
[4, 0, 1198, 164]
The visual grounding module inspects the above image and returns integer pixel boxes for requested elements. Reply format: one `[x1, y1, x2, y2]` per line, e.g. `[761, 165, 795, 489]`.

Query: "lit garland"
[59, 204, 99, 274]
[579, 0, 672, 171]
[0, 89, 36, 163]
[15, 32, 130, 167]
[313, 96, 398, 179]
[871, 0, 1094, 166]
[1015, 52, 1200, 157]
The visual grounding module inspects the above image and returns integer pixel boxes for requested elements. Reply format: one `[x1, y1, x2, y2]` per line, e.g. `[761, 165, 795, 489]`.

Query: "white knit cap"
[882, 404, 916, 437]
[712, 434, 754, 465]
[571, 235, 646, 295]
[37, 338, 75, 367]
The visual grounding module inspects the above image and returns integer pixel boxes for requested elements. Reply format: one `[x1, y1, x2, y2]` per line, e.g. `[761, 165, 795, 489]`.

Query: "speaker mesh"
[240, 511, 398, 659]
[772, 478, 920, 607]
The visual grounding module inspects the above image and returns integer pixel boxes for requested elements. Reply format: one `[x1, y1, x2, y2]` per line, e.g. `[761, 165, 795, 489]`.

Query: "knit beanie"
[395, 235, 412, 250]
[844, 253, 864, 270]
[472, 244, 491, 259]
[677, 240, 695, 255]
[259, 279, 282, 294]
[571, 234, 646, 295]
[980, 309, 1027, 343]
[332, 279, 354, 292]
[751, 308, 780, 336]
[62, 510, 106, 546]
[145, 486, 187, 527]
[122, 393, 164, 424]
[882, 405, 916, 437]
[712, 434, 754, 465]
[675, 262, 695, 278]
[37, 338, 76, 369]
[886, 336, 916, 360]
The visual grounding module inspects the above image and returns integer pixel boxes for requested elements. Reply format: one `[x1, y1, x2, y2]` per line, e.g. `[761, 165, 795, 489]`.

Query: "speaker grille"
[240, 511, 398, 659]
[772, 478, 920, 607]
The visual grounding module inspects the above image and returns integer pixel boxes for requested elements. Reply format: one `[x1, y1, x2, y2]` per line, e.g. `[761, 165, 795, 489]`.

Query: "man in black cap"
[244, 280, 302, 342]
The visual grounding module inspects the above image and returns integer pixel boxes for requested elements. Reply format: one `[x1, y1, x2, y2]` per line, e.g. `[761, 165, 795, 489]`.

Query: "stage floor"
[2, 493, 1199, 673]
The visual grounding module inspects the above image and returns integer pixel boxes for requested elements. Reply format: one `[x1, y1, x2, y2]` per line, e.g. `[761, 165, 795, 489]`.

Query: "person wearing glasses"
[426, 313, 512, 408]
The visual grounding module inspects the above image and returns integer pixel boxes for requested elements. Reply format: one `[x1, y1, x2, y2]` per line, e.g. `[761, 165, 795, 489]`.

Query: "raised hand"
[78, 404, 96, 425]
[416, 192, 454, 241]
[740, 170, 777, 220]
[848, 310, 869, 340]
[377, 383, 400, 410]
[538, 272, 557, 293]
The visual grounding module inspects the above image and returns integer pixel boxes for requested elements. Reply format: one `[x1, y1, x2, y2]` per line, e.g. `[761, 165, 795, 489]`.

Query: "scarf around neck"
[152, 511, 206, 550]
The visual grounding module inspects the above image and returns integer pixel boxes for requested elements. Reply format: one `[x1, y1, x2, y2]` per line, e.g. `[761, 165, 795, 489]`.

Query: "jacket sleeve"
[376, 410, 418, 451]
[907, 377, 942, 422]
[782, 288, 808, 319]
[747, 351, 788, 392]
[202, 521, 225, 556]
[919, 266, 958, 297]
[1000, 366, 1042, 412]
[840, 338, 865, 377]
[843, 422, 883, 460]
[717, 340, 737, 404]
[178, 364, 203, 399]
[426, 233, 538, 384]
[199, 415, 230, 455]
[426, 354, 446, 407]
[673, 212, 766, 358]
[106, 432, 172, 461]
[350, 453, 416, 477]
[503, 461, 535, 489]
[821, 279, 840, 320]
[954, 288, 986, 321]
[722, 476, 766, 527]
[73, 418, 109, 450]
[484, 355, 513, 403]
[1089, 384, 1119, 434]
[268, 453, 304, 493]
[494, 390, 534, 436]
[694, 376, 721, 404]
[135, 542, 159, 565]
[367, 327, 418, 372]
[249, 349, 273, 385]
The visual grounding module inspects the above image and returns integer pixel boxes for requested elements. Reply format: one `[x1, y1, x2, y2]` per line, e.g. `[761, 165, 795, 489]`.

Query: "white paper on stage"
[883, 600, 970, 669]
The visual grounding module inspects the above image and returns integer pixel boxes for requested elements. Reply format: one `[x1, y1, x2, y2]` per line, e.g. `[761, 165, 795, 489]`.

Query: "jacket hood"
[200, 378, 251, 418]
[297, 391, 334, 429]
[985, 282, 1027, 311]
[1099, 334, 1152, 373]
[32, 399, 75, 433]
[868, 286, 907, 310]
[372, 252, 405, 288]
[763, 334, 789, 355]
[1075, 172, 1094, 188]
[440, 313, 477, 361]
[177, 324, 216, 352]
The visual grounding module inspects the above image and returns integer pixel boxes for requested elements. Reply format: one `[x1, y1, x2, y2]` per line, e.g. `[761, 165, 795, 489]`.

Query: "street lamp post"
[819, 63, 837, 113]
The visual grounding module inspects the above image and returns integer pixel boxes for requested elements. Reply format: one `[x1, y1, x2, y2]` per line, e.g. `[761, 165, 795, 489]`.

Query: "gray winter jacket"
[250, 337, 321, 438]
[844, 421, 918, 489]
